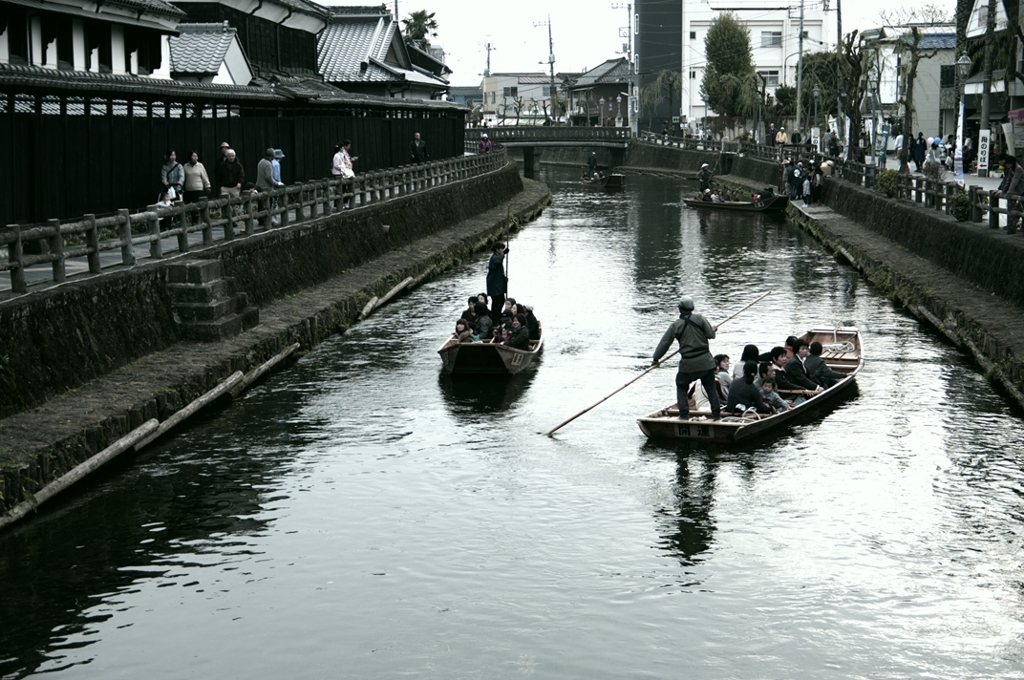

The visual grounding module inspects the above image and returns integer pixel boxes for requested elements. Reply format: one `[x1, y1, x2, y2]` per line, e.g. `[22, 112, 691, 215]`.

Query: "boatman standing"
[697, 163, 712, 192]
[486, 242, 508, 322]
[651, 296, 721, 421]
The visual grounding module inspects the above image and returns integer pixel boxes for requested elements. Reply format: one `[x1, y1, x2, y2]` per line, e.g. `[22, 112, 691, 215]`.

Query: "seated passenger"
[770, 347, 800, 392]
[785, 340, 825, 393]
[522, 304, 540, 340]
[725, 361, 772, 415]
[452, 319, 474, 343]
[760, 378, 789, 413]
[732, 344, 759, 379]
[701, 189, 713, 202]
[505, 314, 531, 350]
[473, 302, 493, 340]
[714, 354, 732, 396]
[805, 341, 846, 388]
[493, 312, 513, 343]
[461, 296, 478, 322]
[690, 373, 728, 412]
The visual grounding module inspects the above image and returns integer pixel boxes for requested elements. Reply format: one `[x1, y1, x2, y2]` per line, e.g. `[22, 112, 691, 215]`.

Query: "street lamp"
[956, 53, 973, 178]
[599, 96, 606, 126]
[812, 83, 821, 128]
[615, 94, 622, 127]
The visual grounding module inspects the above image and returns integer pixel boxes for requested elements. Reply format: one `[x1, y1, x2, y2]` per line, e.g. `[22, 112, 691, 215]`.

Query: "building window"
[761, 31, 782, 48]
[6, 6, 29, 65]
[503, 86, 518, 98]
[690, 31, 696, 40]
[758, 70, 780, 87]
[940, 64, 955, 88]
[690, 70, 696, 79]
[542, 86, 550, 97]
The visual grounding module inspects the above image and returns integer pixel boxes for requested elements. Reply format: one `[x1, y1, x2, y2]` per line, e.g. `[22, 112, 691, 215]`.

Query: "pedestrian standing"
[216, 148, 245, 213]
[914, 132, 926, 172]
[182, 151, 211, 204]
[160, 150, 184, 202]
[410, 132, 429, 164]
[651, 296, 721, 422]
[486, 242, 508, 323]
[479, 133, 491, 154]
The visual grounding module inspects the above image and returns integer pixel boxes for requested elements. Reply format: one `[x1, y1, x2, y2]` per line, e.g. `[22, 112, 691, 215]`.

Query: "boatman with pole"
[486, 242, 508, 323]
[651, 296, 721, 421]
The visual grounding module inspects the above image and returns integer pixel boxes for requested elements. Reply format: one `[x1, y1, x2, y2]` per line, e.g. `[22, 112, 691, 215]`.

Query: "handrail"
[2, 147, 509, 295]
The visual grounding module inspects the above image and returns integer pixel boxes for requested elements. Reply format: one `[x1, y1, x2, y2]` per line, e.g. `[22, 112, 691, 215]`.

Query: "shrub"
[949, 189, 971, 222]
[875, 169, 899, 198]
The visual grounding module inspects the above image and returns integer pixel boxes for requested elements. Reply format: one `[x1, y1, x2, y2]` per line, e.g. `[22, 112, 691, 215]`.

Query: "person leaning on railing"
[992, 154, 1024, 235]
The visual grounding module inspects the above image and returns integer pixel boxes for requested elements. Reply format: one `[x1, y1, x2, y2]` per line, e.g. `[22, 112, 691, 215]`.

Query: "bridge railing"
[1, 148, 509, 296]
[465, 126, 630, 143]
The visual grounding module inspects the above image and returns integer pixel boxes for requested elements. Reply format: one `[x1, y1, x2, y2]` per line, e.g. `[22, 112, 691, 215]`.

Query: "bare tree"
[898, 27, 938, 139]
[880, 4, 953, 25]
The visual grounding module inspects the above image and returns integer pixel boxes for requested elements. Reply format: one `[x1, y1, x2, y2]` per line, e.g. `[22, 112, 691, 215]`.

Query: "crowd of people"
[652, 296, 847, 421]
[449, 294, 540, 350]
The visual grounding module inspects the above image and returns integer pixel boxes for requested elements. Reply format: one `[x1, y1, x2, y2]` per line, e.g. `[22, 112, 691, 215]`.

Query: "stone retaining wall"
[0, 164, 524, 420]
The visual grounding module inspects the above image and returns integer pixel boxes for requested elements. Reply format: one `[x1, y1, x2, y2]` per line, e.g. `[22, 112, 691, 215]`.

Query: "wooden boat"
[437, 327, 543, 376]
[683, 194, 789, 212]
[581, 173, 625, 191]
[637, 326, 862, 444]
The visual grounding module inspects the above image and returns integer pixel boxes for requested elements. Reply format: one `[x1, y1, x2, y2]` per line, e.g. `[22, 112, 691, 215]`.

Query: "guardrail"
[465, 126, 630, 144]
[2, 148, 509, 295]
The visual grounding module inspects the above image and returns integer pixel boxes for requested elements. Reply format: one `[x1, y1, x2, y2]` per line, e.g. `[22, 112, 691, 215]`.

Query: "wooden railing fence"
[2, 148, 508, 295]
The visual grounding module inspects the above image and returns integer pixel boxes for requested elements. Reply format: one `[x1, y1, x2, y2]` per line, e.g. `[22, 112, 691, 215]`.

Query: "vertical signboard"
[978, 129, 991, 174]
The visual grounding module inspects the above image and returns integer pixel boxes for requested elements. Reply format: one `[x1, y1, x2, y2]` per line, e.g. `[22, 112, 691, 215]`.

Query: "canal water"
[2, 167, 1024, 679]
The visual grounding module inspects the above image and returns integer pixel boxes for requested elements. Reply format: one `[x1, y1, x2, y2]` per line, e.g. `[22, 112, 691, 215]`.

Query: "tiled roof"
[518, 74, 559, 85]
[919, 34, 956, 50]
[572, 58, 629, 88]
[106, 0, 186, 19]
[169, 23, 235, 75]
[263, 0, 329, 20]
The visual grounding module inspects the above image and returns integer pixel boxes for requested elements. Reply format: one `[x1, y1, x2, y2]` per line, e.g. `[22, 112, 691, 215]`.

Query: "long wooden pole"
[542, 291, 772, 437]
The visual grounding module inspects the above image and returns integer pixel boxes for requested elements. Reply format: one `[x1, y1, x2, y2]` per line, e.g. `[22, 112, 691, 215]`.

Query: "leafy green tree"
[402, 10, 438, 49]
[799, 51, 840, 123]
[700, 13, 759, 120]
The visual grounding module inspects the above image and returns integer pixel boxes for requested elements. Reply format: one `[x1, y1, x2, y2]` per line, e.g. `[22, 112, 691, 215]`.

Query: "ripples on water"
[1, 168, 1023, 679]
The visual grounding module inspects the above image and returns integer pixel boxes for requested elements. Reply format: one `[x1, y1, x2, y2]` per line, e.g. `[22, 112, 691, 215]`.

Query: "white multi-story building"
[681, 0, 830, 128]
[480, 72, 561, 123]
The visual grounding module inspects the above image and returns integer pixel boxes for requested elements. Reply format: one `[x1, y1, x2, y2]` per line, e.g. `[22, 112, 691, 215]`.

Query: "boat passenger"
[701, 188, 713, 202]
[784, 340, 825, 393]
[690, 374, 727, 412]
[473, 302, 493, 340]
[760, 378, 790, 413]
[770, 347, 801, 394]
[522, 305, 540, 341]
[805, 341, 846, 388]
[714, 354, 732, 396]
[733, 345, 760, 379]
[493, 311, 513, 343]
[506, 314, 531, 350]
[461, 296, 479, 321]
[725, 361, 772, 415]
[452, 319, 475, 343]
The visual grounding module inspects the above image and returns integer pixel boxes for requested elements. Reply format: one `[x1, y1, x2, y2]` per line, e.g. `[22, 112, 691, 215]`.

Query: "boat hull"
[437, 332, 543, 376]
[683, 195, 788, 212]
[638, 327, 862, 444]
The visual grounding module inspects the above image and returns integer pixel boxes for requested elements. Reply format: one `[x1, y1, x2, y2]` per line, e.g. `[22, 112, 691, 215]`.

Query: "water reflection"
[437, 369, 539, 420]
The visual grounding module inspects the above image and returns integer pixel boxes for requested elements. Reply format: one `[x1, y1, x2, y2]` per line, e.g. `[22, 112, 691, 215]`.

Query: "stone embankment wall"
[0, 164, 525, 420]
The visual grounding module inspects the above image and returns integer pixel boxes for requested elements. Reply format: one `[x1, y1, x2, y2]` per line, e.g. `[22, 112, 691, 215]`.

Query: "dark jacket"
[525, 310, 540, 340]
[784, 356, 821, 390]
[653, 311, 716, 373]
[217, 159, 245, 189]
[804, 355, 844, 388]
[725, 378, 771, 414]
[772, 364, 799, 392]
[410, 139, 429, 163]
[474, 314, 493, 339]
[486, 252, 507, 296]
[507, 325, 531, 350]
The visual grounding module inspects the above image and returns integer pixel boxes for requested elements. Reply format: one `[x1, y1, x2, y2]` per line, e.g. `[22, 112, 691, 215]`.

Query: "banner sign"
[978, 129, 991, 173]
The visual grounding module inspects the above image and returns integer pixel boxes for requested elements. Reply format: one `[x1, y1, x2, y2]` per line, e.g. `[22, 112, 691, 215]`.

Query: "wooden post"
[245, 193, 255, 236]
[989, 191, 1001, 229]
[46, 218, 65, 283]
[280, 188, 290, 227]
[147, 208, 163, 259]
[223, 197, 236, 240]
[119, 209, 136, 266]
[201, 199, 213, 246]
[84, 213, 101, 273]
[7, 224, 27, 294]
[310, 182, 320, 220]
[944, 183, 955, 214]
[969, 186, 983, 222]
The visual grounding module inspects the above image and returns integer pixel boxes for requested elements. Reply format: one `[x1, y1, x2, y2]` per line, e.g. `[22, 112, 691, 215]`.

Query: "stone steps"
[167, 260, 259, 342]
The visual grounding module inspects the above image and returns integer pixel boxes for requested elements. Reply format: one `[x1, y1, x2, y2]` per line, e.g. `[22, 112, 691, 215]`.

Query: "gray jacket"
[653, 312, 716, 373]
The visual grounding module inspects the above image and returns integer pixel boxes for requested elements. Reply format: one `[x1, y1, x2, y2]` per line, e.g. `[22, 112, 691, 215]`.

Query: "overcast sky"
[322, 0, 903, 87]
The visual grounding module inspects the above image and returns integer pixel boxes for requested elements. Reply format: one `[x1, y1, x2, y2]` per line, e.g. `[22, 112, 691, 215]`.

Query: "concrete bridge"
[465, 127, 630, 176]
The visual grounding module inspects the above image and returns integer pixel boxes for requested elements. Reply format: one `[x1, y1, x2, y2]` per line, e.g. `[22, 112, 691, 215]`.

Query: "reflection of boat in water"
[437, 369, 538, 416]
[638, 327, 862, 444]
[683, 195, 788, 212]
[581, 173, 625, 191]
[437, 327, 543, 376]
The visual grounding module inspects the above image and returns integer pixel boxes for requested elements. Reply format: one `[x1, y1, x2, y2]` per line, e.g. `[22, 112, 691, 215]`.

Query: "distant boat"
[637, 326, 862, 444]
[581, 173, 625, 191]
[437, 327, 543, 376]
[683, 194, 788, 212]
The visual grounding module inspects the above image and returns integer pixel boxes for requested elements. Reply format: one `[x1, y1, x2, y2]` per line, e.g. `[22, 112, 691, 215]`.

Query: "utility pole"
[795, 0, 805, 139]
[612, 3, 634, 135]
[836, 0, 843, 146]
[483, 42, 495, 77]
[534, 17, 556, 123]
